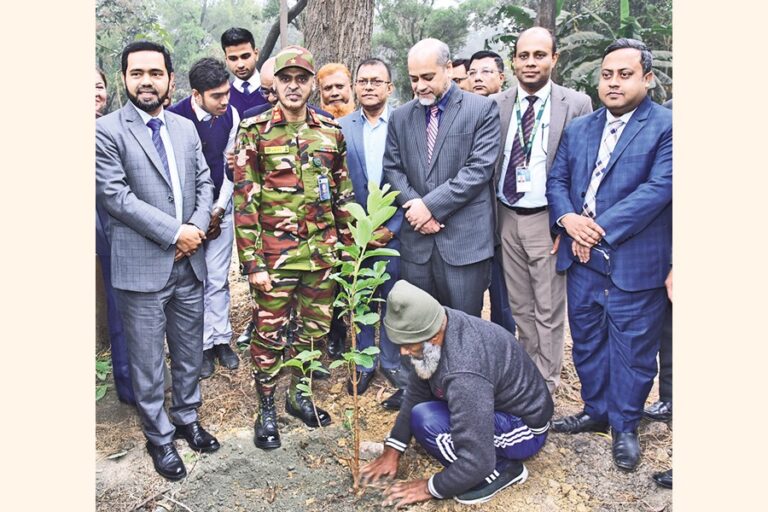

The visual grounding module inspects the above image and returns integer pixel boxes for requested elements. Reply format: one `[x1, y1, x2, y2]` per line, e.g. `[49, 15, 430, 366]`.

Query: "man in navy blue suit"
[337, 58, 410, 409]
[545, 39, 672, 471]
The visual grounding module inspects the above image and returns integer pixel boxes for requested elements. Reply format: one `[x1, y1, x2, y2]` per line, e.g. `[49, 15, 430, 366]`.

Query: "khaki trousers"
[498, 206, 566, 394]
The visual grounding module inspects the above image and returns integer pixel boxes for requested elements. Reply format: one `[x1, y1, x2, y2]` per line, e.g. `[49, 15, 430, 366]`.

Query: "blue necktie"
[242, 81, 251, 95]
[146, 118, 171, 180]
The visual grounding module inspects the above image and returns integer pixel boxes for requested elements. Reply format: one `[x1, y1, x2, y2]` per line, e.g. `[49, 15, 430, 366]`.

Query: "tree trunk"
[536, 0, 559, 83]
[258, 0, 310, 68]
[303, 0, 375, 73]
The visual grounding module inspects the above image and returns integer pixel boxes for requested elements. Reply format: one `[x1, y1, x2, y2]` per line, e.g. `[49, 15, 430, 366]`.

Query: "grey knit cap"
[383, 280, 446, 345]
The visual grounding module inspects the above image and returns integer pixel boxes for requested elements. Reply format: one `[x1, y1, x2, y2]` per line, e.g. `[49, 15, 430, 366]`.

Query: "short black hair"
[603, 38, 653, 74]
[356, 57, 392, 81]
[468, 50, 504, 73]
[514, 27, 558, 56]
[452, 58, 468, 69]
[121, 40, 173, 75]
[189, 58, 230, 94]
[220, 27, 255, 50]
[96, 67, 107, 87]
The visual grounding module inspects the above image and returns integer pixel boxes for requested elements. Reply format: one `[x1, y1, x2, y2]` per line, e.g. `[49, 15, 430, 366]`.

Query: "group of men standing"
[96, 22, 672, 505]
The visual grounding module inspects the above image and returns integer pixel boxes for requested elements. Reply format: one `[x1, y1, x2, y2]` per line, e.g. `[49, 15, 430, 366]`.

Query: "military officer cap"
[274, 45, 316, 75]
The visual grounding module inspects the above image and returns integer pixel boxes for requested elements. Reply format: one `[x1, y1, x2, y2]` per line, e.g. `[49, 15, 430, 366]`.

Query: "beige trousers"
[498, 206, 566, 394]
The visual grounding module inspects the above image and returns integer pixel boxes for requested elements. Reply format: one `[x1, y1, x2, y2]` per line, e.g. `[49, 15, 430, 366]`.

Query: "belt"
[498, 201, 548, 216]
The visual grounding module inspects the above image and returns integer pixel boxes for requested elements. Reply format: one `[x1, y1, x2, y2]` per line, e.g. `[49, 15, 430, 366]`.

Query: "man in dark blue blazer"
[338, 58, 409, 409]
[545, 39, 672, 471]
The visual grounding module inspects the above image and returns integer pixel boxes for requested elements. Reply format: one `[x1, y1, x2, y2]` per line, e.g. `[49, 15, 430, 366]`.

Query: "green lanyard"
[513, 93, 549, 167]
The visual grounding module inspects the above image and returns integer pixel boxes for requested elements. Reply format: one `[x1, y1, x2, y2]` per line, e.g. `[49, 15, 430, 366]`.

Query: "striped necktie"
[426, 105, 439, 163]
[146, 118, 171, 181]
[582, 119, 624, 218]
[502, 95, 538, 204]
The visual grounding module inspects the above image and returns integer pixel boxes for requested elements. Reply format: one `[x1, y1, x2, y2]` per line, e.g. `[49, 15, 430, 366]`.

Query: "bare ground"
[96, 267, 672, 512]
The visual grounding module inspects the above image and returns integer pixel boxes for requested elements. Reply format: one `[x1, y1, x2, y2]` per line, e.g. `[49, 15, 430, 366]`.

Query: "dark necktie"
[146, 118, 171, 180]
[242, 81, 251, 95]
[502, 95, 538, 204]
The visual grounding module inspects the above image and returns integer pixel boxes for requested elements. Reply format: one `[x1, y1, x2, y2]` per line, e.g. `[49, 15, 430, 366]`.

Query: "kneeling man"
[360, 280, 553, 506]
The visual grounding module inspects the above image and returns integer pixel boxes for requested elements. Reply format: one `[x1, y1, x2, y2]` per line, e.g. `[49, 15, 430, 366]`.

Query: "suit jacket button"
[580, 191, 585, 198]
[168, 195, 174, 202]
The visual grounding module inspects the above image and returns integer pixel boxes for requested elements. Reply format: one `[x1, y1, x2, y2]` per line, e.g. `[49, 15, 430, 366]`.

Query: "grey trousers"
[115, 258, 204, 445]
[499, 206, 566, 394]
[400, 246, 491, 317]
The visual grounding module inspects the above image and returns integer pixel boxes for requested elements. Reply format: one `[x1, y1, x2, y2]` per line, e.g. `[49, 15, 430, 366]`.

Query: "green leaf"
[362, 248, 400, 259]
[351, 353, 375, 368]
[360, 346, 381, 356]
[344, 201, 368, 222]
[352, 216, 374, 248]
[96, 384, 108, 401]
[281, 359, 305, 370]
[355, 312, 380, 326]
[308, 362, 329, 374]
[329, 360, 347, 369]
[295, 350, 322, 362]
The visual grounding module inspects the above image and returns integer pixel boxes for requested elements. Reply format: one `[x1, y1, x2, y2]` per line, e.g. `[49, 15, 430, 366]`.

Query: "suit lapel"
[601, 97, 651, 179]
[411, 103, 429, 173]
[349, 116, 368, 183]
[124, 104, 172, 188]
[428, 86, 462, 176]
[165, 113, 186, 188]
[547, 84, 568, 172]
[584, 110, 606, 191]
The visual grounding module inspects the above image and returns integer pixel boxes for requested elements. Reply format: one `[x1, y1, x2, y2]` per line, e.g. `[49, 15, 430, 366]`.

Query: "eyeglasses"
[467, 68, 499, 78]
[355, 78, 390, 88]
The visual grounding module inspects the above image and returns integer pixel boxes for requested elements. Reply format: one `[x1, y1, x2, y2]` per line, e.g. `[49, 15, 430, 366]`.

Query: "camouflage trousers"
[249, 267, 336, 396]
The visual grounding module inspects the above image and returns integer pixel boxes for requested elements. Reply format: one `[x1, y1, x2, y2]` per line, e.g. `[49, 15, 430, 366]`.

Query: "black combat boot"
[254, 394, 281, 450]
[285, 382, 332, 428]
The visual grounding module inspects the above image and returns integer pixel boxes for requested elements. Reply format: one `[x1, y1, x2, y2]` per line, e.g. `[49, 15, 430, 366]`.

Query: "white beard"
[411, 342, 441, 380]
[418, 97, 435, 106]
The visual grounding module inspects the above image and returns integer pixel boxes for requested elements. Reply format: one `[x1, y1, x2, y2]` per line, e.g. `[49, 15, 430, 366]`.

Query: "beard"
[323, 99, 355, 118]
[417, 97, 435, 106]
[126, 85, 169, 113]
[410, 341, 441, 380]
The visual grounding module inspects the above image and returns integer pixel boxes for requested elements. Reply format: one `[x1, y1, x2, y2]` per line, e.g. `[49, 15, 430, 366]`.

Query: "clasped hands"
[359, 447, 433, 508]
[403, 198, 442, 235]
[561, 213, 607, 264]
[174, 224, 206, 261]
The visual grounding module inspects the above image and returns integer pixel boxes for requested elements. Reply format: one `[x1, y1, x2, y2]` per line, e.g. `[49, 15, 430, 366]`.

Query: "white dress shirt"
[232, 74, 261, 94]
[497, 81, 552, 208]
[189, 97, 240, 212]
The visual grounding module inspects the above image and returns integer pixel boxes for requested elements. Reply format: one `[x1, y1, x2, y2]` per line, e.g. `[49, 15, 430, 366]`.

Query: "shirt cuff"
[556, 213, 568, 227]
[384, 437, 407, 453]
[427, 475, 444, 499]
[173, 226, 182, 244]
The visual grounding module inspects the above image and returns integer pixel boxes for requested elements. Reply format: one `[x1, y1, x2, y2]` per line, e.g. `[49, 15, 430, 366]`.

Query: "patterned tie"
[426, 105, 439, 163]
[242, 81, 250, 95]
[146, 118, 171, 181]
[502, 96, 538, 204]
[582, 119, 624, 218]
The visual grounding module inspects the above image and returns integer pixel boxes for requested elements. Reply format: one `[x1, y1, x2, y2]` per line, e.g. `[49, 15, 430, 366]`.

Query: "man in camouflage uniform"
[233, 46, 355, 450]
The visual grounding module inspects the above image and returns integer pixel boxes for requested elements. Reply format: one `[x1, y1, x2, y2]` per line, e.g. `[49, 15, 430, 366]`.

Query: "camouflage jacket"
[233, 105, 355, 273]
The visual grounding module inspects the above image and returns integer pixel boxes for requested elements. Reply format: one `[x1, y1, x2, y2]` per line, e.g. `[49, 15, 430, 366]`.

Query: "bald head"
[515, 27, 557, 56]
[260, 56, 276, 88]
[408, 38, 451, 67]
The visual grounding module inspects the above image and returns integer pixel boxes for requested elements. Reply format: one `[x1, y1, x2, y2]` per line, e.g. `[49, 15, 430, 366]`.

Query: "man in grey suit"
[383, 38, 501, 315]
[491, 27, 592, 394]
[96, 41, 220, 481]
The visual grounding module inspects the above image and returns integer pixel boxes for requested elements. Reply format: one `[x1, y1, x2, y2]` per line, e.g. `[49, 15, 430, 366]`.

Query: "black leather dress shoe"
[380, 367, 410, 389]
[173, 421, 220, 453]
[285, 389, 332, 428]
[146, 441, 187, 481]
[347, 369, 375, 395]
[381, 388, 405, 411]
[200, 348, 216, 379]
[644, 400, 672, 422]
[326, 332, 346, 360]
[236, 320, 255, 349]
[214, 343, 240, 370]
[552, 412, 609, 434]
[254, 395, 281, 450]
[652, 468, 672, 489]
[612, 431, 641, 471]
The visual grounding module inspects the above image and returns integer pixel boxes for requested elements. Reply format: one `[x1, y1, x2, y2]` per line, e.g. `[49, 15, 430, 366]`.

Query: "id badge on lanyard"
[513, 94, 548, 193]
